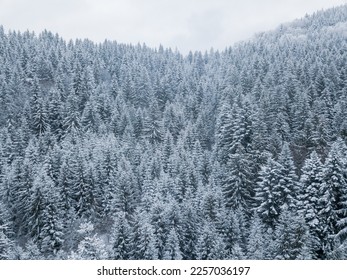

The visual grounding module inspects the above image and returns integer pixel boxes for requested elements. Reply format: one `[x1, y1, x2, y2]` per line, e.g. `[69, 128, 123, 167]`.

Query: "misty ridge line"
[1, 3, 345, 55]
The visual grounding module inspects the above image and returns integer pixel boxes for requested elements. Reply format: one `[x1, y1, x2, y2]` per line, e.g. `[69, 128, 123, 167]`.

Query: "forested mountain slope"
[0, 5, 347, 259]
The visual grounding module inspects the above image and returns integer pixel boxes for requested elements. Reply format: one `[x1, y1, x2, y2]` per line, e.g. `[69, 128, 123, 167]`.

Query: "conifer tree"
[109, 212, 131, 259]
[271, 206, 312, 260]
[129, 211, 158, 260]
[299, 151, 323, 257]
[277, 143, 299, 210]
[163, 228, 182, 260]
[246, 213, 266, 259]
[0, 202, 14, 260]
[318, 139, 347, 258]
[255, 158, 282, 228]
[72, 222, 108, 259]
[30, 77, 49, 136]
[195, 222, 227, 260]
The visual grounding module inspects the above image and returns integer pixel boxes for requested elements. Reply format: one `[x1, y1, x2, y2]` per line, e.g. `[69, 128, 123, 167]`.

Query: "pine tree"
[217, 99, 255, 212]
[129, 211, 158, 260]
[335, 139, 347, 245]
[271, 206, 312, 260]
[299, 151, 323, 257]
[56, 157, 75, 219]
[216, 208, 247, 257]
[179, 200, 199, 260]
[72, 222, 108, 259]
[255, 158, 282, 228]
[277, 143, 299, 210]
[195, 222, 227, 260]
[149, 200, 167, 259]
[142, 100, 163, 144]
[30, 77, 49, 136]
[318, 140, 347, 258]
[246, 213, 266, 259]
[163, 228, 182, 260]
[62, 87, 80, 137]
[81, 101, 98, 133]
[141, 165, 157, 212]
[39, 200, 64, 257]
[48, 88, 64, 138]
[0, 202, 14, 260]
[222, 145, 254, 212]
[112, 157, 138, 215]
[97, 146, 117, 217]
[20, 240, 43, 260]
[109, 212, 131, 259]
[26, 171, 48, 243]
[198, 181, 224, 222]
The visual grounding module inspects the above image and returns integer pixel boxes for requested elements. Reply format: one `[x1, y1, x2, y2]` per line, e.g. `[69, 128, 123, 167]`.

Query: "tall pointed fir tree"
[47, 88, 64, 139]
[30, 77, 49, 136]
[62, 86, 80, 137]
[246, 213, 266, 259]
[271, 206, 312, 260]
[216, 208, 247, 258]
[26, 170, 52, 248]
[217, 99, 255, 213]
[70, 154, 103, 221]
[298, 150, 324, 258]
[142, 99, 163, 145]
[109, 212, 131, 260]
[112, 157, 138, 215]
[276, 143, 299, 210]
[129, 210, 158, 260]
[0, 201, 14, 259]
[149, 199, 168, 260]
[39, 192, 64, 257]
[195, 222, 227, 260]
[163, 227, 182, 260]
[255, 158, 282, 229]
[318, 139, 347, 259]
[179, 200, 199, 260]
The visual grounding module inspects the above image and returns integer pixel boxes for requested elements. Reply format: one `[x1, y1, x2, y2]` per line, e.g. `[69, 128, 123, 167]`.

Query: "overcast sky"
[0, 0, 346, 53]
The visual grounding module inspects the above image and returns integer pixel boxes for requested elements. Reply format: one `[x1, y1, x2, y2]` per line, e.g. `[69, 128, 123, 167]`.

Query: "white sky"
[0, 0, 346, 53]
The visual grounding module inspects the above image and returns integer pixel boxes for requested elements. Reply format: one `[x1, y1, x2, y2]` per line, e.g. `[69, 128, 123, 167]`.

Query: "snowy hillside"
[0, 5, 347, 260]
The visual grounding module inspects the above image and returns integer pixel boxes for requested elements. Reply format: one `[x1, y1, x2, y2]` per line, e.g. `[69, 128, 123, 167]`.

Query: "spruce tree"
[271, 206, 312, 260]
[319, 139, 347, 258]
[299, 151, 323, 258]
[0, 202, 14, 260]
[255, 158, 282, 228]
[163, 228, 182, 260]
[109, 212, 131, 259]
[195, 222, 227, 260]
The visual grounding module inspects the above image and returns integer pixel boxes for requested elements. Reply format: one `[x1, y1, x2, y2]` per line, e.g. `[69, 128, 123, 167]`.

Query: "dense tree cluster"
[0, 5, 347, 259]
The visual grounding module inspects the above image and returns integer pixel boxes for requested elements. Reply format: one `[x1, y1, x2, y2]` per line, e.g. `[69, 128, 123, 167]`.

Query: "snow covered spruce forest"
[1, 5, 347, 260]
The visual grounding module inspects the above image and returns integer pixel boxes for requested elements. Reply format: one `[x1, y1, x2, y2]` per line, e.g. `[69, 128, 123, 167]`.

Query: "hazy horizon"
[1, 0, 346, 53]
